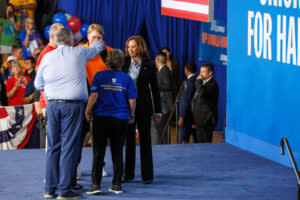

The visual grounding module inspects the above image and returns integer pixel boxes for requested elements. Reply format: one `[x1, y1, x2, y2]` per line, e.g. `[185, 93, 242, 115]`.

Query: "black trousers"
[37, 114, 47, 148]
[180, 111, 197, 143]
[124, 114, 153, 181]
[195, 125, 215, 143]
[91, 116, 128, 186]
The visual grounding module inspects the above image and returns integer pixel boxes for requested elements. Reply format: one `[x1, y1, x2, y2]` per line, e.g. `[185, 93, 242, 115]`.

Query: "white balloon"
[65, 13, 72, 20]
[74, 31, 83, 42]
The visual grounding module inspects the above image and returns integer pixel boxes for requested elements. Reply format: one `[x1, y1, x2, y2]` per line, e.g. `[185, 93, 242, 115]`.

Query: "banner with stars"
[0, 104, 37, 150]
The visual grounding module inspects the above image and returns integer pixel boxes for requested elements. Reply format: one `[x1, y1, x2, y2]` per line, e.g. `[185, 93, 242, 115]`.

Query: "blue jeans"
[45, 102, 84, 195]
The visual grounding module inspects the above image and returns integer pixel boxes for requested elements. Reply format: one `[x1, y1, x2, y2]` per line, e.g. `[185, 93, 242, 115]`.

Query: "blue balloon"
[52, 13, 67, 26]
[80, 24, 89, 38]
[44, 25, 51, 40]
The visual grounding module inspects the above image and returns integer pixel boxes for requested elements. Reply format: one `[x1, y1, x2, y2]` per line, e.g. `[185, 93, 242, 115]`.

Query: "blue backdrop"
[58, 0, 227, 131]
[228, 0, 300, 166]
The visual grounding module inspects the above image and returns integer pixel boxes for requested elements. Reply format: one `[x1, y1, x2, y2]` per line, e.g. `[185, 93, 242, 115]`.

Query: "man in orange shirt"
[71, 24, 112, 190]
[83, 24, 112, 87]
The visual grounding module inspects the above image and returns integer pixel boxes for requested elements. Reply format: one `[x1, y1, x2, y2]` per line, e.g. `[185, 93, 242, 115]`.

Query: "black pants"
[180, 111, 197, 143]
[124, 114, 153, 181]
[37, 114, 47, 148]
[91, 116, 128, 186]
[195, 125, 215, 143]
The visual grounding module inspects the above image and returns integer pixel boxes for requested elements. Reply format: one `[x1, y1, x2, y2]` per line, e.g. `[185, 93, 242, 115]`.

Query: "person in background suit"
[161, 47, 181, 97]
[192, 63, 219, 143]
[178, 62, 197, 144]
[151, 52, 174, 144]
[121, 35, 162, 184]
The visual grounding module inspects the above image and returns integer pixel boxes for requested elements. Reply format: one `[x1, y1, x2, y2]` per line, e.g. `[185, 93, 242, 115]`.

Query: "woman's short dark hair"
[105, 49, 125, 70]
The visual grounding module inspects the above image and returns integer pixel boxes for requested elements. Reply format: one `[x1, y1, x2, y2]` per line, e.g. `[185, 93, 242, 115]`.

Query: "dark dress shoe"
[142, 179, 153, 184]
[71, 184, 83, 190]
[121, 177, 133, 183]
[57, 191, 82, 199]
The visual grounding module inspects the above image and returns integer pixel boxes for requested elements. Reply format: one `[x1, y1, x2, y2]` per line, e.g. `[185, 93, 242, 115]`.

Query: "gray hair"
[156, 52, 167, 65]
[49, 23, 64, 37]
[55, 28, 73, 45]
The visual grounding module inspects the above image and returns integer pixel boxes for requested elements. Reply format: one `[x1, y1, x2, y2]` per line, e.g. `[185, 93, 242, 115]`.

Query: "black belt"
[48, 99, 84, 103]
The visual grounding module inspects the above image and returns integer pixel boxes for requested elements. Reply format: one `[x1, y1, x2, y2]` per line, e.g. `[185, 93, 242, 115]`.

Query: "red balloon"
[67, 16, 82, 33]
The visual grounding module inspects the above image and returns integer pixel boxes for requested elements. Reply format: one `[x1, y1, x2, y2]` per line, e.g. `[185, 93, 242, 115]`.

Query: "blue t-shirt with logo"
[90, 70, 137, 119]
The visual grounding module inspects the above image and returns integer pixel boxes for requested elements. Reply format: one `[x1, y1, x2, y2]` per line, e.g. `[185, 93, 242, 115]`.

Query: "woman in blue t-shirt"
[19, 17, 43, 58]
[85, 49, 137, 195]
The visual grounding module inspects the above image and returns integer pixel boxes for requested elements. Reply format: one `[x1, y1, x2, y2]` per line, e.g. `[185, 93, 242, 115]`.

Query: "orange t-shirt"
[82, 43, 112, 86]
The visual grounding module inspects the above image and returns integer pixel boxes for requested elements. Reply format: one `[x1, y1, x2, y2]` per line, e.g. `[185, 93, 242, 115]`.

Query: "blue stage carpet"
[0, 143, 297, 200]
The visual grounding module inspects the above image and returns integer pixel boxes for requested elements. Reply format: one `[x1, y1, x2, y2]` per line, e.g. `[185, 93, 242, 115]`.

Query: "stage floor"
[0, 143, 297, 200]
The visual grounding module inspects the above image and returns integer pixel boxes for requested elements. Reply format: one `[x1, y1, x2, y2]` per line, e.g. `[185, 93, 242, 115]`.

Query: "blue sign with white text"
[199, 19, 227, 65]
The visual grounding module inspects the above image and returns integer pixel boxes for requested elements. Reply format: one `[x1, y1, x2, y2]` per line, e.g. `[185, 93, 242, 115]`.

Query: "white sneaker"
[102, 169, 107, 177]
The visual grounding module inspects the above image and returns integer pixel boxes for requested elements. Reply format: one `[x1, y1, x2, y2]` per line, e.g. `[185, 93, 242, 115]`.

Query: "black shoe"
[85, 185, 101, 195]
[121, 177, 133, 183]
[109, 185, 123, 194]
[71, 184, 83, 191]
[57, 191, 82, 199]
[142, 179, 153, 184]
[44, 192, 55, 199]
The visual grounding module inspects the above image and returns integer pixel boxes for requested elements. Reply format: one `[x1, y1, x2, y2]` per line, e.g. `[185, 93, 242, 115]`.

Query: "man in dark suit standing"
[192, 63, 219, 143]
[151, 52, 174, 144]
[178, 62, 197, 144]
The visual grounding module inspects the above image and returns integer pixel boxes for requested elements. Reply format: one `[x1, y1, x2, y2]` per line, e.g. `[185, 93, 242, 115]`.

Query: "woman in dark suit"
[161, 47, 181, 97]
[122, 36, 162, 184]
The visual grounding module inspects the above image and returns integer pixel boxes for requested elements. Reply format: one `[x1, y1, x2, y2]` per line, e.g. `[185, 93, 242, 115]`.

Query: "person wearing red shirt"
[6, 61, 31, 106]
[34, 23, 64, 115]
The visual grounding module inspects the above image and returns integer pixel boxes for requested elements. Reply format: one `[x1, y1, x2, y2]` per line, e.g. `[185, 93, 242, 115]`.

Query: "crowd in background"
[0, 0, 42, 106]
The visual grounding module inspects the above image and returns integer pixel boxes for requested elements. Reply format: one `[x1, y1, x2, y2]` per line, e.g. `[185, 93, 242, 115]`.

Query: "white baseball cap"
[7, 56, 17, 62]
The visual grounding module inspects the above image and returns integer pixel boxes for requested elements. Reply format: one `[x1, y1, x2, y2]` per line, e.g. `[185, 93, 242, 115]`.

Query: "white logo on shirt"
[112, 78, 116, 83]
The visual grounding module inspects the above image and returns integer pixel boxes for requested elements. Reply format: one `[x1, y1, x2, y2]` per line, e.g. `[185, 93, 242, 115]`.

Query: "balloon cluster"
[44, 12, 90, 42]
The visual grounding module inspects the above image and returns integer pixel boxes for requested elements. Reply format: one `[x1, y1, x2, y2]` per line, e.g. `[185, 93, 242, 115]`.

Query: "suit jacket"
[170, 60, 181, 96]
[157, 65, 174, 114]
[192, 77, 219, 127]
[179, 74, 197, 119]
[122, 57, 162, 117]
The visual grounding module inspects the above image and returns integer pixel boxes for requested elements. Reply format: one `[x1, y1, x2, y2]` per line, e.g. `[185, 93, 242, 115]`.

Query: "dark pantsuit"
[124, 114, 153, 181]
[91, 116, 128, 186]
[45, 102, 84, 195]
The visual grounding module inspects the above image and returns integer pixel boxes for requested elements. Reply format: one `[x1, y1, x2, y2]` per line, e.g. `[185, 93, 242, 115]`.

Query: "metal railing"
[280, 137, 300, 200]
[160, 82, 185, 144]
